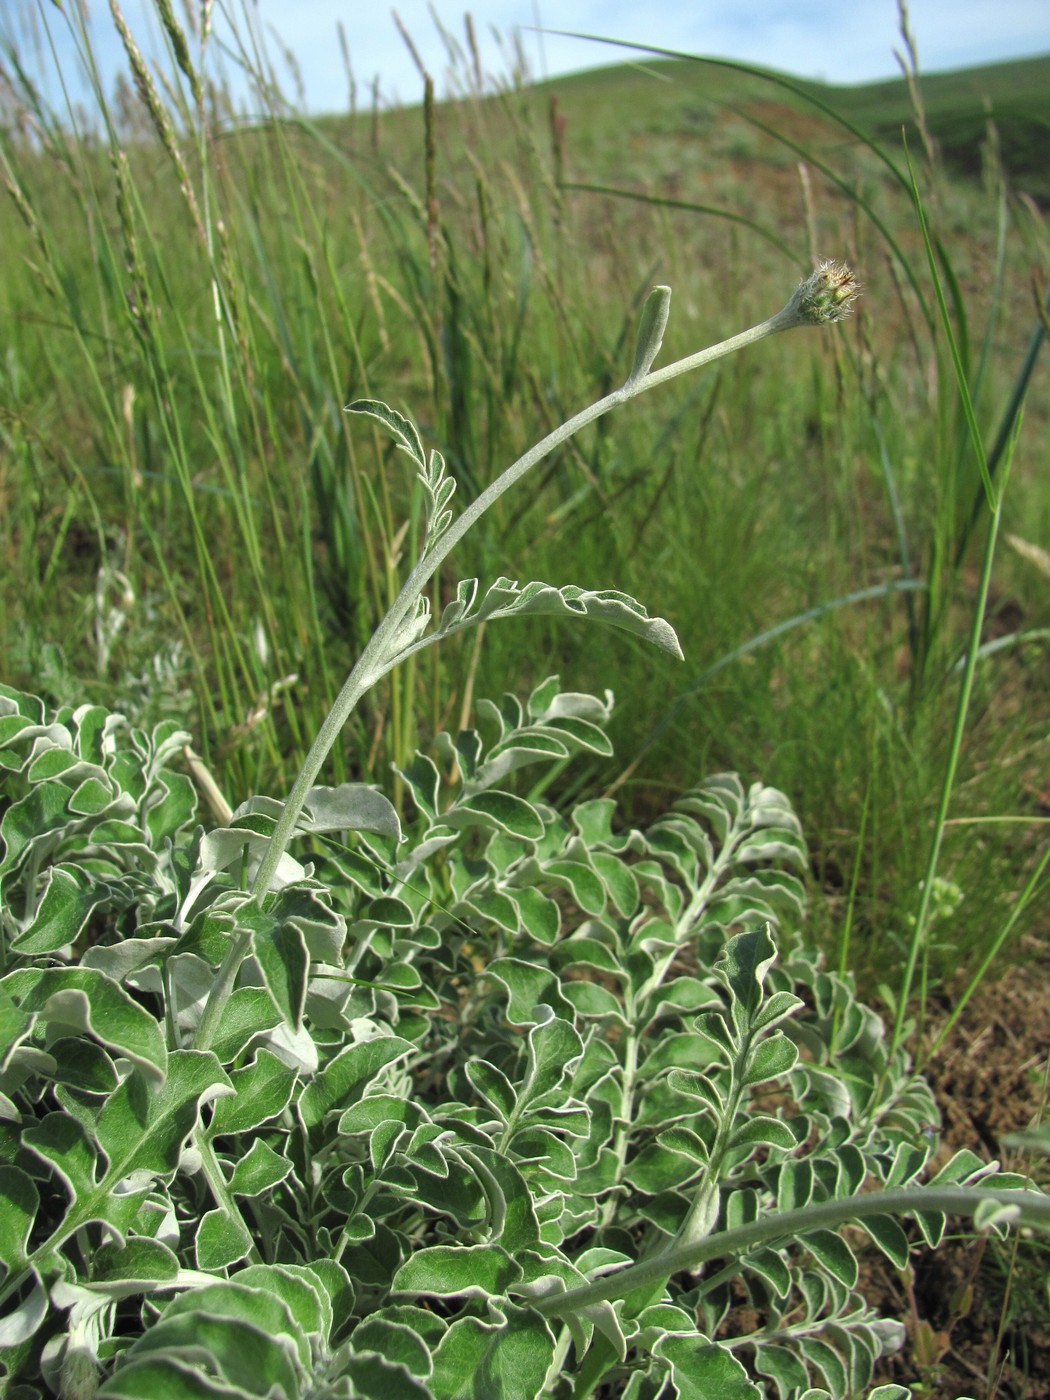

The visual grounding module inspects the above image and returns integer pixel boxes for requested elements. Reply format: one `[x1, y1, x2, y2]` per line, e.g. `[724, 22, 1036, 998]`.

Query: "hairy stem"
[533, 1186, 1048, 1317]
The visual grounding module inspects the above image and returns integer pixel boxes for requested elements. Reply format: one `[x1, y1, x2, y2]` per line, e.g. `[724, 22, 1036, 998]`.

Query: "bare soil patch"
[873, 936, 1050, 1397]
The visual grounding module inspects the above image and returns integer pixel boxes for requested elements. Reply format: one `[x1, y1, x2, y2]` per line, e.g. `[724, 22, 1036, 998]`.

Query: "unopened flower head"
[783, 260, 861, 328]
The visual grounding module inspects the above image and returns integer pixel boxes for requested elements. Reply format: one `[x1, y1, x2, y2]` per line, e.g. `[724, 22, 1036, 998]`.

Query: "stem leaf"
[345, 398, 425, 469]
[626, 284, 672, 386]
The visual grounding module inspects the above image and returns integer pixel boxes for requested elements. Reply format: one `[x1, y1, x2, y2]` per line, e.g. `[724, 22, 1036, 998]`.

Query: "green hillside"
[522, 49, 1050, 198]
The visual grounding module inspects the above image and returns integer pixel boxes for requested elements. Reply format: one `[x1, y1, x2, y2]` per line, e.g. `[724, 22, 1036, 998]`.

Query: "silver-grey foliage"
[0, 679, 1038, 1400]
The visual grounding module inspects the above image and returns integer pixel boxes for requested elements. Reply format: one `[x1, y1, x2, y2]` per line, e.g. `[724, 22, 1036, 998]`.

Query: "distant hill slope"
[532, 51, 1050, 200]
[798, 54, 1050, 196]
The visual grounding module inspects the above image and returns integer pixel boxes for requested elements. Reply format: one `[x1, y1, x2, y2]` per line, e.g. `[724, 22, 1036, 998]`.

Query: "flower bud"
[784, 260, 860, 327]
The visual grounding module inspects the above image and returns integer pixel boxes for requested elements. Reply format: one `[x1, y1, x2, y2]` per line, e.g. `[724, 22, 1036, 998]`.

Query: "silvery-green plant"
[3, 268, 1049, 1400]
[192, 263, 863, 1051]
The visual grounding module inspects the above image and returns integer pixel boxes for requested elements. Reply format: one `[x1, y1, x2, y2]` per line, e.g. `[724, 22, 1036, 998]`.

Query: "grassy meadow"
[1, 10, 1048, 1004]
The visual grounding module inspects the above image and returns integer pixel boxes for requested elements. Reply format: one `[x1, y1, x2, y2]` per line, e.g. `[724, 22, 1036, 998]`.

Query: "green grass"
[0, 2, 1048, 1010]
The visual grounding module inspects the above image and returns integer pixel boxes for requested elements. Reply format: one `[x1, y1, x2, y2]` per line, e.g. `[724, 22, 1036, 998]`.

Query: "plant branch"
[531, 1186, 1048, 1318]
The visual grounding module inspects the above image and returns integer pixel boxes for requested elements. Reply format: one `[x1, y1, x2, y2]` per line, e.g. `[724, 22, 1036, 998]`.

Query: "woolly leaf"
[207, 1049, 298, 1137]
[625, 1143, 703, 1194]
[105, 1281, 306, 1393]
[754, 1342, 809, 1397]
[0, 1166, 38, 1273]
[298, 783, 402, 842]
[248, 915, 308, 1031]
[195, 1208, 254, 1270]
[1, 967, 167, 1081]
[226, 1139, 294, 1197]
[444, 791, 545, 841]
[235, 1262, 333, 1343]
[513, 886, 560, 945]
[23, 1053, 231, 1258]
[98, 1355, 249, 1396]
[91, 1237, 180, 1292]
[429, 1306, 554, 1400]
[485, 959, 574, 1024]
[351, 1316, 434, 1378]
[434, 576, 683, 659]
[518, 1009, 583, 1106]
[743, 1033, 798, 1087]
[346, 398, 425, 467]
[299, 1036, 415, 1129]
[804, 1228, 859, 1287]
[342, 1351, 434, 1398]
[10, 863, 113, 953]
[207, 987, 283, 1065]
[541, 859, 606, 916]
[730, 1116, 799, 1152]
[798, 1337, 848, 1396]
[627, 284, 672, 384]
[653, 1334, 764, 1399]
[862, 1214, 911, 1269]
[719, 926, 778, 1024]
[392, 1244, 522, 1299]
[466, 1060, 518, 1123]
[743, 1247, 792, 1299]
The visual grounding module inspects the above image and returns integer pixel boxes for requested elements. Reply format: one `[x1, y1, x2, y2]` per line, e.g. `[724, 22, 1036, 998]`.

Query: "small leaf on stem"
[626, 285, 672, 386]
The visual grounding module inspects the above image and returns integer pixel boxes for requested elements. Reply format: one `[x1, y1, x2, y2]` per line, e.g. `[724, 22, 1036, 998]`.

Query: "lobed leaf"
[1, 967, 167, 1082]
[432, 576, 683, 659]
[0, 1167, 38, 1273]
[653, 1334, 764, 1399]
[392, 1244, 522, 1299]
[346, 398, 426, 468]
[207, 1049, 298, 1137]
[299, 1035, 415, 1129]
[428, 1306, 555, 1400]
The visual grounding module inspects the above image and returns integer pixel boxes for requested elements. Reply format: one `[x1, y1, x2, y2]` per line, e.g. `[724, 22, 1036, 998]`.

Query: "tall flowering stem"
[250, 264, 859, 900]
[193, 263, 859, 1051]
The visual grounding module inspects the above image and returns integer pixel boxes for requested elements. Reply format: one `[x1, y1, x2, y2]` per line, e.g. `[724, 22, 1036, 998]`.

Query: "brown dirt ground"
[871, 934, 1050, 1398]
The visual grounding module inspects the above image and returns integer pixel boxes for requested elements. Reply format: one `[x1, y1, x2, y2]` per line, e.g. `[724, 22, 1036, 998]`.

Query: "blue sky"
[4, 0, 1048, 116]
